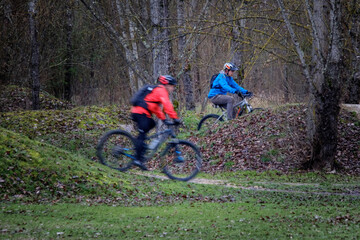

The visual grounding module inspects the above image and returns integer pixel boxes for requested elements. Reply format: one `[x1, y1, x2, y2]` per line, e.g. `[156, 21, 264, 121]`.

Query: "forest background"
[1, 0, 359, 170]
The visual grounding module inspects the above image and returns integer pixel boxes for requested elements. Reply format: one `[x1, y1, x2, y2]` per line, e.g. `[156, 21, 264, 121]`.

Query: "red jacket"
[131, 85, 178, 120]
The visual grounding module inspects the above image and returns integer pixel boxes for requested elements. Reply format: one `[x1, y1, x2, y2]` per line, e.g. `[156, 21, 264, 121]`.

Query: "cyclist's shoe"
[174, 156, 185, 163]
[133, 160, 148, 171]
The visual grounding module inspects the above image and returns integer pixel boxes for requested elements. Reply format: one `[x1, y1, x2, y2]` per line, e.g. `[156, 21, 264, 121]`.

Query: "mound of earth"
[0, 85, 74, 112]
[190, 105, 360, 175]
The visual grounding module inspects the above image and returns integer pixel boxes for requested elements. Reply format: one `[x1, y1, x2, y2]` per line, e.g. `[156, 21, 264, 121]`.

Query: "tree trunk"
[116, 0, 137, 92]
[80, 0, 150, 92]
[177, 0, 195, 110]
[346, 0, 360, 103]
[306, 0, 343, 170]
[1, 1, 12, 85]
[283, 62, 290, 102]
[150, 0, 172, 79]
[28, 0, 40, 110]
[231, 4, 246, 83]
[126, 1, 141, 88]
[64, 0, 74, 101]
[277, 0, 344, 171]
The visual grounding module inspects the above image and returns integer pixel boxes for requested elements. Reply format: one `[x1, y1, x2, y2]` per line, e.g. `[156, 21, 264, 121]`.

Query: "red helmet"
[158, 75, 177, 85]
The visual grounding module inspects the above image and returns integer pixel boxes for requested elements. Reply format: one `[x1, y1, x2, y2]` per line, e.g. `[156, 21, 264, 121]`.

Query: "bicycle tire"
[96, 130, 136, 172]
[197, 114, 224, 131]
[162, 140, 202, 181]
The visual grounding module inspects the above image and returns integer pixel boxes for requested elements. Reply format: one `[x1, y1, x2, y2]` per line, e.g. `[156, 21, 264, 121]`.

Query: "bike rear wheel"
[197, 114, 224, 131]
[96, 130, 136, 172]
[162, 140, 202, 181]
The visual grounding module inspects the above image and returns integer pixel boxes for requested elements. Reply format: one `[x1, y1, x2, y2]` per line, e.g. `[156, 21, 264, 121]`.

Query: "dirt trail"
[342, 104, 360, 118]
[134, 172, 360, 197]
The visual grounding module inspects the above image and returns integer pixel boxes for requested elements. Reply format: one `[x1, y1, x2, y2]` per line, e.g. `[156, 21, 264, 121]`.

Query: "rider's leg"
[210, 95, 235, 119]
[131, 113, 156, 162]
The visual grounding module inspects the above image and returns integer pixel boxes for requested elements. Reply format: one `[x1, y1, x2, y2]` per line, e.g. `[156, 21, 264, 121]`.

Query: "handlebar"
[163, 119, 182, 126]
[237, 92, 253, 98]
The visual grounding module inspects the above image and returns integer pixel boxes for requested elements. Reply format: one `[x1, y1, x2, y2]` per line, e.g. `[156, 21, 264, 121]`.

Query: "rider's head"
[158, 75, 177, 93]
[224, 62, 238, 76]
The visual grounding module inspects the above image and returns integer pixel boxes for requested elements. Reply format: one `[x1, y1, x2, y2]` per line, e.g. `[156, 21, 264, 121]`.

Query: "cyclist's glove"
[163, 119, 182, 126]
[162, 119, 172, 125]
[173, 119, 181, 126]
[245, 91, 253, 97]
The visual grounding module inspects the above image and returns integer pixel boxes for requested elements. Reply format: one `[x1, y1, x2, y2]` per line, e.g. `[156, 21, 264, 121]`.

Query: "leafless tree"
[64, 0, 74, 101]
[150, 0, 172, 79]
[28, 0, 40, 110]
[277, 0, 344, 170]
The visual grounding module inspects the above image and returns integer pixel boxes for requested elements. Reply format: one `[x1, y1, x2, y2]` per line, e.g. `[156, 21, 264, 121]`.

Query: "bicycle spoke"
[162, 141, 201, 181]
[97, 130, 135, 171]
[197, 114, 224, 131]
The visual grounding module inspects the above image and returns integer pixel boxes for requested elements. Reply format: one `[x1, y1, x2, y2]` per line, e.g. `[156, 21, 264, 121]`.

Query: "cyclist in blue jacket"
[208, 62, 251, 120]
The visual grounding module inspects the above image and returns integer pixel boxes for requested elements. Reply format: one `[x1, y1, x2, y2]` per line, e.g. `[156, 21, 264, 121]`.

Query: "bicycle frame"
[144, 127, 177, 160]
[213, 96, 253, 120]
[234, 97, 253, 117]
[97, 122, 202, 181]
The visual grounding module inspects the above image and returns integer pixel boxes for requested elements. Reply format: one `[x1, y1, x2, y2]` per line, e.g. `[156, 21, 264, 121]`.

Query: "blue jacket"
[208, 72, 248, 98]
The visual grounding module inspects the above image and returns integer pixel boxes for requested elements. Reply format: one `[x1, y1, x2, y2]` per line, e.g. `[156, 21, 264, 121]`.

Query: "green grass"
[1, 105, 360, 239]
[1, 192, 359, 239]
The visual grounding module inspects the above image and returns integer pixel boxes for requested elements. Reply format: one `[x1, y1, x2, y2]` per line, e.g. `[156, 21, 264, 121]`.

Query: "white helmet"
[224, 62, 238, 71]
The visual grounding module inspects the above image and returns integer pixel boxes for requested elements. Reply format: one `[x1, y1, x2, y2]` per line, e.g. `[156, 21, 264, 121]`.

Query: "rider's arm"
[217, 74, 238, 94]
[146, 86, 178, 120]
[229, 77, 248, 94]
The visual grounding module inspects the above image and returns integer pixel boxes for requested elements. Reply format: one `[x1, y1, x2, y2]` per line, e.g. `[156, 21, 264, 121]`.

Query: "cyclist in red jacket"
[131, 75, 180, 170]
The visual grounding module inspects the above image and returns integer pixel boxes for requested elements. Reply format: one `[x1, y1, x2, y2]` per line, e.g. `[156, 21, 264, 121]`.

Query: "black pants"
[131, 113, 156, 161]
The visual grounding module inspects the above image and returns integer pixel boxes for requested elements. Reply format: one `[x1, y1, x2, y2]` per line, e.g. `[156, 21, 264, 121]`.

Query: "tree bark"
[305, 0, 343, 170]
[64, 0, 74, 101]
[116, 0, 137, 93]
[150, 0, 172, 79]
[277, 0, 344, 171]
[231, 4, 246, 83]
[28, 0, 40, 110]
[346, 0, 360, 103]
[177, 0, 195, 110]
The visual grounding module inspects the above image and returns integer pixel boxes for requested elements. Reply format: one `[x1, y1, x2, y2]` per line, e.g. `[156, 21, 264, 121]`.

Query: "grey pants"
[210, 95, 235, 120]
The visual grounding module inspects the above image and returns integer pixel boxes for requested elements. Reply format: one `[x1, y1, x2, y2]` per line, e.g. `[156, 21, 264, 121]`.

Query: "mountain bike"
[96, 121, 202, 181]
[198, 92, 262, 131]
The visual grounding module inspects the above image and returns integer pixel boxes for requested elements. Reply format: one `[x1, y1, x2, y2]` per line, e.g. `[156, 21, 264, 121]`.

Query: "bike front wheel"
[162, 140, 202, 181]
[197, 114, 224, 131]
[96, 130, 136, 172]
